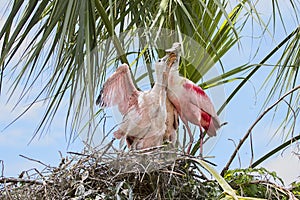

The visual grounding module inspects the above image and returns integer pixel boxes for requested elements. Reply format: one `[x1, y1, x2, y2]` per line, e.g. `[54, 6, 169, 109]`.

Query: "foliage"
[224, 168, 296, 200]
[291, 181, 300, 199]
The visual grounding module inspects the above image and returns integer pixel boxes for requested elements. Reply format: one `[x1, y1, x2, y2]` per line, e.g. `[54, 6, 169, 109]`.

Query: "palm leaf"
[0, 0, 260, 143]
[1, 1, 299, 186]
[190, 158, 267, 200]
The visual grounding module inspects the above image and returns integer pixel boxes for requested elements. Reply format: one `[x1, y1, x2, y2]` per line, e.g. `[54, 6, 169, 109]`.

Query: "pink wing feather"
[96, 64, 139, 115]
[183, 81, 221, 135]
[183, 81, 216, 117]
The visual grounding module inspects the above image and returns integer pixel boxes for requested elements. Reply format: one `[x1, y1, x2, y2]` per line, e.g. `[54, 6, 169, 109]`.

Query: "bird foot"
[196, 153, 203, 159]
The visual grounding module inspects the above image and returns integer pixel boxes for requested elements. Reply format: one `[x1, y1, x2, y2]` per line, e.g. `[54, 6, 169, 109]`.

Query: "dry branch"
[0, 177, 44, 185]
[222, 85, 300, 175]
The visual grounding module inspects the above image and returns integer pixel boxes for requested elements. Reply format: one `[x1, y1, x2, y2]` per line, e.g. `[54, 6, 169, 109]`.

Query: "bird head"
[165, 42, 181, 54]
[158, 42, 182, 72]
[155, 57, 169, 75]
[165, 42, 182, 70]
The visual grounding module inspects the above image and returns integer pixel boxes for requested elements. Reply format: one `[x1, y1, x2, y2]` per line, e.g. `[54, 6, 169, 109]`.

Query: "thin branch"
[0, 177, 44, 185]
[221, 85, 300, 176]
[19, 154, 51, 168]
[0, 160, 3, 177]
[292, 151, 300, 158]
[249, 130, 254, 166]
[227, 139, 241, 168]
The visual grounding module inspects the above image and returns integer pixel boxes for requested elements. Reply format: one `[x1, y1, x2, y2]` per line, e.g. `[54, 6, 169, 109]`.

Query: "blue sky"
[0, 0, 299, 186]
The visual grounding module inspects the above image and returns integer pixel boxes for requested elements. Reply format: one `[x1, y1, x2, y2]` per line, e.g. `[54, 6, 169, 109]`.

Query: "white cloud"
[261, 148, 300, 185]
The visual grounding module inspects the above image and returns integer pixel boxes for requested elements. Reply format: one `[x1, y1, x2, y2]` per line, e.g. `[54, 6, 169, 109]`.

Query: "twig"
[249, 129, 254, 166]
[99, 138, 116, 158]
[292, 151, 300, 158]
[1, 160, 4, 177]
[67, 151, 91, 157]
[0, 177, 44, 185]
[19, 154, 51, 168]
[227, 139, 241, 168]
[4, 183, 13, 200]
[221, 85, 300, 176]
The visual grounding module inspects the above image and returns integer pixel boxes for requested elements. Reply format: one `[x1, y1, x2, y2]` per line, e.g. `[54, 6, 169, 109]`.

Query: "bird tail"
[207, 117, 221, 137]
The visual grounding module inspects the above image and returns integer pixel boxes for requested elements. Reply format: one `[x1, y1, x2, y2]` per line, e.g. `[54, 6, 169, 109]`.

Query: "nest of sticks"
[0, 140, 220, 200]
[1, 139, 299, 200]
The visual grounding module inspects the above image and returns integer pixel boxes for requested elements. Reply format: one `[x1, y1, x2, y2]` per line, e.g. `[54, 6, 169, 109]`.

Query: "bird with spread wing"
[96, 56, 177, 150]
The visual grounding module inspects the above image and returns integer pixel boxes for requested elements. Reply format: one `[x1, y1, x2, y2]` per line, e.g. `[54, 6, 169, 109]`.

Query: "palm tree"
[0, 0, 299, 180]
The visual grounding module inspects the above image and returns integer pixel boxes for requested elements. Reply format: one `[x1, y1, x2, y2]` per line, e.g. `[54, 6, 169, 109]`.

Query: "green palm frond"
[0, 0, 253, 142]
[260, 27, 300, 139]
[218, 26, 300, 114]
[0, 0, 299, 180]
[157, 0, 246, 83]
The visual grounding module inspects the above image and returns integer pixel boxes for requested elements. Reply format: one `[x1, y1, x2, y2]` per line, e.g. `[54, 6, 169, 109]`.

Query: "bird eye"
[158, 59, 162, 62]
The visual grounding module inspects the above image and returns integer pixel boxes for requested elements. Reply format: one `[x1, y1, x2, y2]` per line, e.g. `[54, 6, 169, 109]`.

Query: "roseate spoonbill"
[96, 58, 171, 150]
[165, 43, 221, 156]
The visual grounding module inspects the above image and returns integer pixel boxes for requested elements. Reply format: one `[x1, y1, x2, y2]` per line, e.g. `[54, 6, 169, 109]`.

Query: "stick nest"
[0, 142, 220, 200]
[2, 140, 298, 199]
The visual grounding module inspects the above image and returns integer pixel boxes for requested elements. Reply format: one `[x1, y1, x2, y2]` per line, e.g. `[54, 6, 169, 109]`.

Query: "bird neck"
[152, 65, 168, 93]
[169, 67, 180, 77]
[168, 67, 183, 89]
[170, 57, 180, 75]
[170, 67, 179, 73]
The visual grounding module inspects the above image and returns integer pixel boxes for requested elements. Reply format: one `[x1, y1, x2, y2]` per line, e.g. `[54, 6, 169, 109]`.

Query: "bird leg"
[184, 122, 194, 154]
[199, 128, 204, 158]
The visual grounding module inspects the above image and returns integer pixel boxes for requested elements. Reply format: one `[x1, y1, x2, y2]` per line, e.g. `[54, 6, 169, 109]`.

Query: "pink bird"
[96, 59, 172, 150]
[165, 43, 221, 156]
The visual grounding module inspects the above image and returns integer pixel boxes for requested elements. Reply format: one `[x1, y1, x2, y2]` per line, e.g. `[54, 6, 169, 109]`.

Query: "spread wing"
[96, 64, 139, 115]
